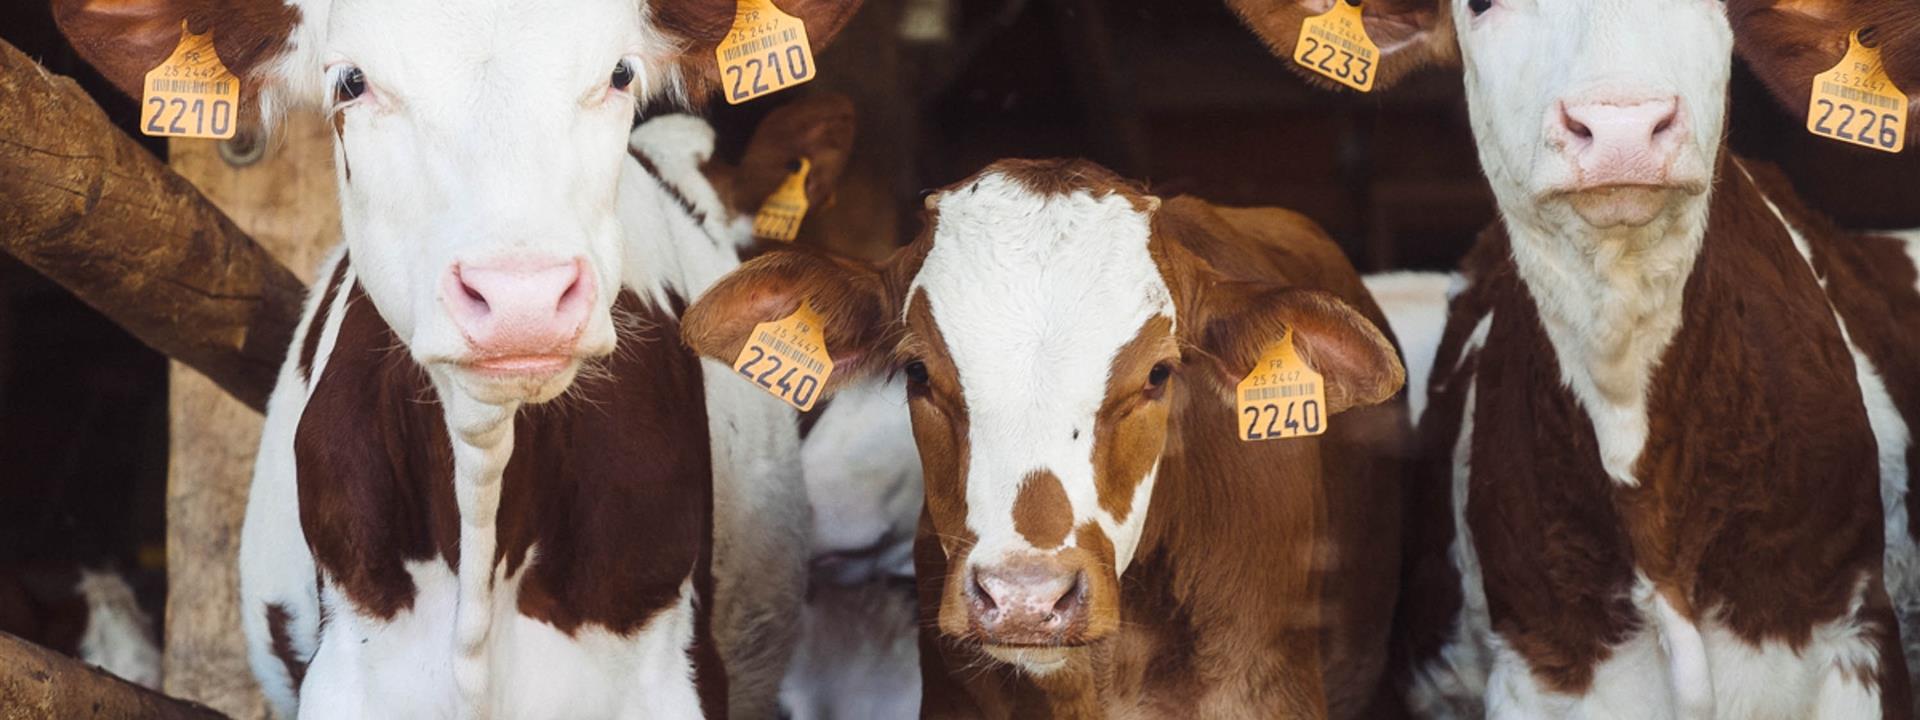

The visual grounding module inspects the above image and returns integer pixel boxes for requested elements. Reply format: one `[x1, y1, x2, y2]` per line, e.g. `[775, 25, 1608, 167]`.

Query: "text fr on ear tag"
[732, 300, 834, 411]
[717, 0, 816, 105]
[1808, 29, 1908, 153]
[753, 158, 812, 242]
[142, 22, 241, 139]
[1236, 327, 1327, 442]
[1293, 0, 1378, 93]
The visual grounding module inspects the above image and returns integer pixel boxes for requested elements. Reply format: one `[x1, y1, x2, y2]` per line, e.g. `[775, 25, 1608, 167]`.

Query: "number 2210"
[726, 46, 811, 101]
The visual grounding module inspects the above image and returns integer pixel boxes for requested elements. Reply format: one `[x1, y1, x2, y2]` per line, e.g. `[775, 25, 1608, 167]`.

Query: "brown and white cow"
[1231, 1, 1920, 718]
[53, 1, 860, 717]
[681, 158, 1411, 718]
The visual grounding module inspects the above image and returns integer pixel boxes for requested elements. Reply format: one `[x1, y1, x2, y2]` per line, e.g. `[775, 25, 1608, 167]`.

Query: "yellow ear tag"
[1808, 30, 1908, 153]
[717, 0, 816, 105]
[141, 22, 241, 139]
[1236, 328, 1327, 441]
[732, 300, 834, 411]
[1293, 1, 1378, 93]
[753, 158, 812, 242]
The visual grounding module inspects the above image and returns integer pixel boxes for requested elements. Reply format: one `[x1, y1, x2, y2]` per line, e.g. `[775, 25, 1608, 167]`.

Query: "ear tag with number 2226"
[1808, 30, 1908, 153]
[732, 300, 834, 411]
[754, 158, 812, 241]
[1293, 1, 1378, 93]
[1236, 327, 1328, 442]
[142, 22, 241, 139]
[717, 0, 816, 105]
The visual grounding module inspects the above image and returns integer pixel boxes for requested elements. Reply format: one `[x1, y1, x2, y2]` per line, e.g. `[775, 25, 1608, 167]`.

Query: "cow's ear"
[54, 0, 300, 107]
[1730, 0, 1920, 138]
[657, 0, 866, 104]
[725, 92, 857, 218]
[1189, 284, 1403, 415]
[682, 246, 896, 396]
[1227, 0, 1456, 92]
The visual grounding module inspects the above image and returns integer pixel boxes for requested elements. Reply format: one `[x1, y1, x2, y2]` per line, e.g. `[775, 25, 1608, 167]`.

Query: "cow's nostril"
[1054, 572, 1085, 614]
[971, 572, 997, 611]
[458, 274, 488, 308]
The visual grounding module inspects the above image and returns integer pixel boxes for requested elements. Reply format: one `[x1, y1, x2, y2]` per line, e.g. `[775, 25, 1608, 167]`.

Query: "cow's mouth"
[465, 354, 573, 376]
[981, 643, 1074, 672]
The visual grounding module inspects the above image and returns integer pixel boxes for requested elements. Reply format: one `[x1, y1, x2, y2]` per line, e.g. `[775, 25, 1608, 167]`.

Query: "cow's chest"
[299, 558, 703, 720]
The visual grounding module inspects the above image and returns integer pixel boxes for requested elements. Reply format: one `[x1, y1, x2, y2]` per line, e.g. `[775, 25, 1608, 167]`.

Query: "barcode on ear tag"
[1293, 1, 1378, 93]
[717, 0, 816, 105]
[1235, 328, 1327, 441]
[141, 22, 241, 139]
[753, 158, 812, 241]
[1807, 30, 1907, 153]
[732, 300, 834, 411]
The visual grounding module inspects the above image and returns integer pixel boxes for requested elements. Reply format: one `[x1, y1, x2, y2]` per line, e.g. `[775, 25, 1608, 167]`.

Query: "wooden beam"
[0, 631, 229, 720]
[0, 38, 305, 413]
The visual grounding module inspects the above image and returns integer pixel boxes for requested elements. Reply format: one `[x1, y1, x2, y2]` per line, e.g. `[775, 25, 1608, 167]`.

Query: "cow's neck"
[1498, 161, 1718, 486]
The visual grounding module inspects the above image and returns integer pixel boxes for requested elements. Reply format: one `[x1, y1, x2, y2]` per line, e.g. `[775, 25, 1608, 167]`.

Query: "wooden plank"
[0, 38, 307, 412]
[0, 631, 229, 720]
[162, 116, 337, 720]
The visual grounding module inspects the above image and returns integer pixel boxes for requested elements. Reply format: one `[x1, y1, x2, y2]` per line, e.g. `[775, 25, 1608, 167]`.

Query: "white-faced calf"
[1233, 1, 1920, 718]
[55, 1, 861, 717]
[684, 158, 1410, 718]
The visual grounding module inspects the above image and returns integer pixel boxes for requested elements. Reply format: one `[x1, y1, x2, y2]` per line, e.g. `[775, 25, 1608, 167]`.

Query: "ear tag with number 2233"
[732, 301, 834, 411]
[1236, 327, 1328, 442]
[1807, 29, 1908, 153]
[717, 0, 816, 105]
[1293, 1, 1379, 93]
[142, 22, 241, 139]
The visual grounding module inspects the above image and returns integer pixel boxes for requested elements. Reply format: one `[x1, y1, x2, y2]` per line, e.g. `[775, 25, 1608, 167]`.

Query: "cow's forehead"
[910, 170, 1174, 427]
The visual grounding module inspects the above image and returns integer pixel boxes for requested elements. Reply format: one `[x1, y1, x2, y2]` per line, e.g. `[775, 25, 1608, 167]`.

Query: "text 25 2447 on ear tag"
[717, 0, 816, 105]
[732, 300, 834, 411]
[753, 158, 812, 242]
[1808, 30, 1908, 153]
[1235, 328, 1327, 442]
[1293, 1, 1379, 93]
[142, 22, 241, 139]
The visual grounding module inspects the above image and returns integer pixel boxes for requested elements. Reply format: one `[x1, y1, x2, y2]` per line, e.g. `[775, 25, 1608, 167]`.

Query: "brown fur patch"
[1091, 315, 1178, 524]
[656, 0, 867, 105]
[295, 255, 349, 384]
[53, 0, 300, 121]
[265, 602, 308, 690]
[1011, 471, 1071, 550]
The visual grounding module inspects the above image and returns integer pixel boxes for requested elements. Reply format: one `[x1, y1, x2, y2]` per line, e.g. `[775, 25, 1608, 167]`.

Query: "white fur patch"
[910, 172, 1172, 579]
[73, 569, 161, 690]
[1363, 271, 1451, 424]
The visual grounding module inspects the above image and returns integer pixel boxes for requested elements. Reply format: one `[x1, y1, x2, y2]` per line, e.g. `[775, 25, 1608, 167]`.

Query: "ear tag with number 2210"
[1807, 30, 1908, 153]
[754, 158, 812, 241]
[717, 0, 816, 105]
[1293, 1, 1378, 93]
[732, 300, 834, 411]
[1236, 327, 1327, 442]
[142, 22, 241, 139]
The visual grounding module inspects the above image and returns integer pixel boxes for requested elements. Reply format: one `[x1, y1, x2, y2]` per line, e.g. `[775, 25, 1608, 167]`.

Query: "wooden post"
[161, 118, 338, 719]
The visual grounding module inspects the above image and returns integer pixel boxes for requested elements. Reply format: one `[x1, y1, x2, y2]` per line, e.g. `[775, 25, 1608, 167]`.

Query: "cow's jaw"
[293, 0, 683, 409]
[1453, 0, 1732, 484]
[907, 169, 1176, 670]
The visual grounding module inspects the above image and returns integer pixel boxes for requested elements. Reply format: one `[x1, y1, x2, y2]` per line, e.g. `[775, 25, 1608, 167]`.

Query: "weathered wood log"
[0, 631, 229, 720]
[0, 37, 305, 412]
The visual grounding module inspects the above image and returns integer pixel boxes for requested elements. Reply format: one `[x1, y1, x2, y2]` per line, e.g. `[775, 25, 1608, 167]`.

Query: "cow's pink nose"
[966, 559, 1086, 645]
[1554, 97, 1685, 186]
[443, 257, 594, 364]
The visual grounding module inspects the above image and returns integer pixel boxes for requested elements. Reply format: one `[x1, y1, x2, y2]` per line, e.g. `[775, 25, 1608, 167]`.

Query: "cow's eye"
[335, 67, 366, 104]
[1467, 0, 1493, 15]
[1144, 362, 1173, 398]
[611, 61, 635, 91]
[904, 360, 930, 386]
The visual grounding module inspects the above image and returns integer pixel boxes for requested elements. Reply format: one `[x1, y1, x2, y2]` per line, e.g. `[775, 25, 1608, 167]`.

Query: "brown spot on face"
[1012, 470, 1071, 549]
[265, 602, 307, 690]
[1072, 523, 1121, 641]
[1091, 315, 1177, 524]
[969, 157, 1158, 214]
[902, 291, 973, 558]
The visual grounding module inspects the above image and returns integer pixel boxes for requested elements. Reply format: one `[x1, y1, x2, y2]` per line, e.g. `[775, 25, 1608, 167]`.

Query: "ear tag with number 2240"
[1807, 29, 1908, 153]
[1236, 327, 1327, 442]
[1293, 1, 1378, 93]
[717, 0, 816, 105]
[142, 22, 241, 139]
[732, 300, 834, 411]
